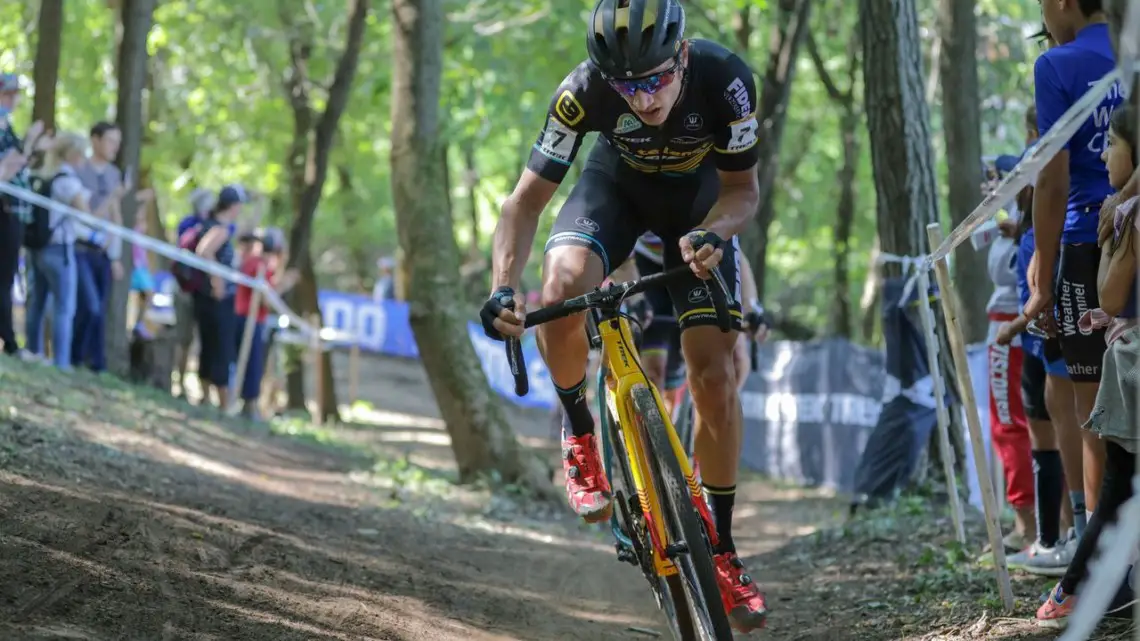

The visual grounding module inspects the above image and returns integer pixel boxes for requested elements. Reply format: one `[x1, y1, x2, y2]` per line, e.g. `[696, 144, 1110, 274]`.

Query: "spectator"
[26, 132, 104, 369]
[71, 121, 128, 372]
[129, 216, 155, 339]
[1038, 105, 1139, 626]
[983, 155, 1036, 551]
[191, 185, 245, 408]
[0, 72, 42, 361]
[173, 187, 215, 397]
[372, 256, 396, 301]
[234, 227, 298, 420]
[1024, 0, 1121, 531]
[999, 105, 1081, 577]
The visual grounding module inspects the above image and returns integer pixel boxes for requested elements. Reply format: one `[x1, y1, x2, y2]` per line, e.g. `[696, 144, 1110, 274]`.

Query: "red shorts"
[988, 312, 1033, 509]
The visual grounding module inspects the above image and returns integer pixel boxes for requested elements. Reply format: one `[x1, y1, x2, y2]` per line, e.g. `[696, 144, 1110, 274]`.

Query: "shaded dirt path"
[0, 355, 843, 641]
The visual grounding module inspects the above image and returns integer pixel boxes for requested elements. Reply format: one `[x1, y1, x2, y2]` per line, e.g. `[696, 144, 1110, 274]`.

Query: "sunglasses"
[605, 57, 682, 97]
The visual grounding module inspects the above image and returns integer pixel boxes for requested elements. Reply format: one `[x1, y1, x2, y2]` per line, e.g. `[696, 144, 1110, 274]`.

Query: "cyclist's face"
[618, 45, 688, 126]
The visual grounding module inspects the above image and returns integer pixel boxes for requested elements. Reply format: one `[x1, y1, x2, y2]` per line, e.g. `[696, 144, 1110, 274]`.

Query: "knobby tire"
[632, 385, 734, 641]
[604, 386, 695, 641]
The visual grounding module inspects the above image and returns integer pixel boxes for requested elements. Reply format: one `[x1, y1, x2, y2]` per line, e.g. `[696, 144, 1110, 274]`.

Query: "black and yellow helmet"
[586, 0, 686, 78]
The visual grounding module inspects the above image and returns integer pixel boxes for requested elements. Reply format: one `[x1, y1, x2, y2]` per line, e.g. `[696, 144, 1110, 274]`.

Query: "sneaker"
[1018, 541, 1074, 577]
[1036, 583, 1076, 629]
[1002, 531, 1031, 553]
[713, 552, 768, 632]
[561, 433, 612, 523]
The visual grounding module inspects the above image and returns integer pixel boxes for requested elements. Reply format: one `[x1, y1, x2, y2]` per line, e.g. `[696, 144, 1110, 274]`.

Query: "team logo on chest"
[683, 113, 704, 131]
[614, 113, 642, 134]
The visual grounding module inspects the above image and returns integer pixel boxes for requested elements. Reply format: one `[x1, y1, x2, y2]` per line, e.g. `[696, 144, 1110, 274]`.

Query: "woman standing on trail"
[192, 185, 245, 409]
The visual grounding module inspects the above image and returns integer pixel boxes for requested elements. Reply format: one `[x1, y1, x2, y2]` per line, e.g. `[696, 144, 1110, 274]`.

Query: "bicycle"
[503, 263, 738, 641]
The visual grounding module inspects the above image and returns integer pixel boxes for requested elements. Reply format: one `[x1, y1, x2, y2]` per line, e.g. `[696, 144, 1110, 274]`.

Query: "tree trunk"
[281, 0, 370, 423]
[858, 0, 940, 273]
[107, 0, 156, 378]
[806, 30, 860, 339]
[938, 0, 988, 344]
[31, 0, 63, 131]
[860, 0, 966, 484]
[746, 0, 813, 302]
[389, 0, 551, 491]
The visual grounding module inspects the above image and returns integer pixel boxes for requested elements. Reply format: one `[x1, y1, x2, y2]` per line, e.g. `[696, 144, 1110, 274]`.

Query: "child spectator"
[129, 216, 154, 339]
[234, 228, 298, 420]
[173, 188, 216, 397]
[1037, 104, 1138, 627]
[984, 154, 1036, 552]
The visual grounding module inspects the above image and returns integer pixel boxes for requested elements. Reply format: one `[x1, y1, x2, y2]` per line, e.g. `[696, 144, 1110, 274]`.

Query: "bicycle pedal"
[614, 543, 638, 566]
[664, 541, 689, 558]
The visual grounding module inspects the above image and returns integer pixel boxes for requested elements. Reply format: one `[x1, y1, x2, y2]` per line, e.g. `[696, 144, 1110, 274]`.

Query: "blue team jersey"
[1033, 23, 1123, 244]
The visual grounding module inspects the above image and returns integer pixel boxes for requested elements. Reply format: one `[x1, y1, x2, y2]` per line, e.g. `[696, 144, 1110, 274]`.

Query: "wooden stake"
[915, 268, 967, 544]
[309, 312, 322, 426]
[229, 263, 266, 414]
[927, 223, 1014, 612]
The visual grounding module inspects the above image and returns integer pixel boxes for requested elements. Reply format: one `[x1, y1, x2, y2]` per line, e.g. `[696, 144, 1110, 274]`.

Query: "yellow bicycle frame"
[597, 314, 705, 578]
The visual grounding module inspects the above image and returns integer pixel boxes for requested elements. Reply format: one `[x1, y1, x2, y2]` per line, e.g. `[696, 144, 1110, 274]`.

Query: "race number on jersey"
[726, 116, 758, 153]
[538, 117, 578, 164]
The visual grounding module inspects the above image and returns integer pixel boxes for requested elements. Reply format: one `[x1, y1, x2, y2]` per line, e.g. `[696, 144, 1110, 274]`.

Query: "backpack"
[22, 172, 63, 250]
[172, 221, 208, 293]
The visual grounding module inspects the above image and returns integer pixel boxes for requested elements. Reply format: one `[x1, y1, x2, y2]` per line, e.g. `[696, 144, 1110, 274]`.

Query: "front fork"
[598, 365, 720, 560]
[597, 364, 637, 558]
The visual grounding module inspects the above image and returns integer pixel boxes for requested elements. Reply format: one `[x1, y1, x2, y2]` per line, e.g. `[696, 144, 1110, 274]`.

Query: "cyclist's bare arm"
[738, 252, 758, 307]
[491, 169, 558, 291]
[609, 256, 638, 282]
[696, 167, 760, 240]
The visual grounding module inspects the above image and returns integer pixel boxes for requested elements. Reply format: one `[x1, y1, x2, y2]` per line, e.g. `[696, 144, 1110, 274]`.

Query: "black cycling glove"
[480, 286, 517, 341]
[745, 302, 768, 332]
[685, 229, 726, 253]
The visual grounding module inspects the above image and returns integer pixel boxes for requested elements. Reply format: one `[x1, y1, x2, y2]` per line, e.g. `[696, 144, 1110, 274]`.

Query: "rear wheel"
[632, 384, 733, 641]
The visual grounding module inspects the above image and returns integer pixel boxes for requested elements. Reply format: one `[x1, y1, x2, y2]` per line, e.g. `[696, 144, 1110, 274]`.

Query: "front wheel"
[632, 385, 734, 641]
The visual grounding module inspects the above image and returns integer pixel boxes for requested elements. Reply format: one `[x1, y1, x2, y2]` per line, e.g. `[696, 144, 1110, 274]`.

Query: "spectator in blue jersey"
[1022, 0, 1123, 553]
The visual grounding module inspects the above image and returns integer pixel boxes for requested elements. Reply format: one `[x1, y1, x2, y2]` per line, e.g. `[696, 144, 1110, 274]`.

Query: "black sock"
[556, 377, 595, 438]
[1032, 449, 1063, 547]
[704, 483, 736, 555]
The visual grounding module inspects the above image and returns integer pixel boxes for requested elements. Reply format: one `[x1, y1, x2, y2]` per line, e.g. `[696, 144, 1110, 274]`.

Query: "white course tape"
[0, 181, 321, 340]
[899, 68, 1123, 306]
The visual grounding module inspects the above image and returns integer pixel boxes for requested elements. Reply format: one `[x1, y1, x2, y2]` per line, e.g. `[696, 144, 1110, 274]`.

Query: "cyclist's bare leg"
[1046, 374, 1087, 534]
[538, 245, 604, 392]
[538, 245, 612, 522]
[681, 325, 742, 537]
[642, 349, 668, 394]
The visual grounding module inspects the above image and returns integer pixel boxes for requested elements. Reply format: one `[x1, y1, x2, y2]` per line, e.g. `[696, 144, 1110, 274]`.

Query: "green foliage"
[4, 0, 1047, 339]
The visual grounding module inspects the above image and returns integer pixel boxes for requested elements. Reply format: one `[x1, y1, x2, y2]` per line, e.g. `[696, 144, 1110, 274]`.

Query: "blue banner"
[11, 266, 557, 410]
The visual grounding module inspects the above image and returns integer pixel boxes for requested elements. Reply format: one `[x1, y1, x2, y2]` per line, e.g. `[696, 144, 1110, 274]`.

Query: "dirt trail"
[0, 355, 845, 641]
[2, 354, 1098, 641]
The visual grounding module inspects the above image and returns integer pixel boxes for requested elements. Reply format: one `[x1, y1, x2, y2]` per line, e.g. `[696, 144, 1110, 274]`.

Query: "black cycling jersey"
[527, 39, 760, 181]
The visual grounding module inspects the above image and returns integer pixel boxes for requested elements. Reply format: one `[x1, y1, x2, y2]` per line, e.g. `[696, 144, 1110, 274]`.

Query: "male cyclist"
[479, 0, 767, 630]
